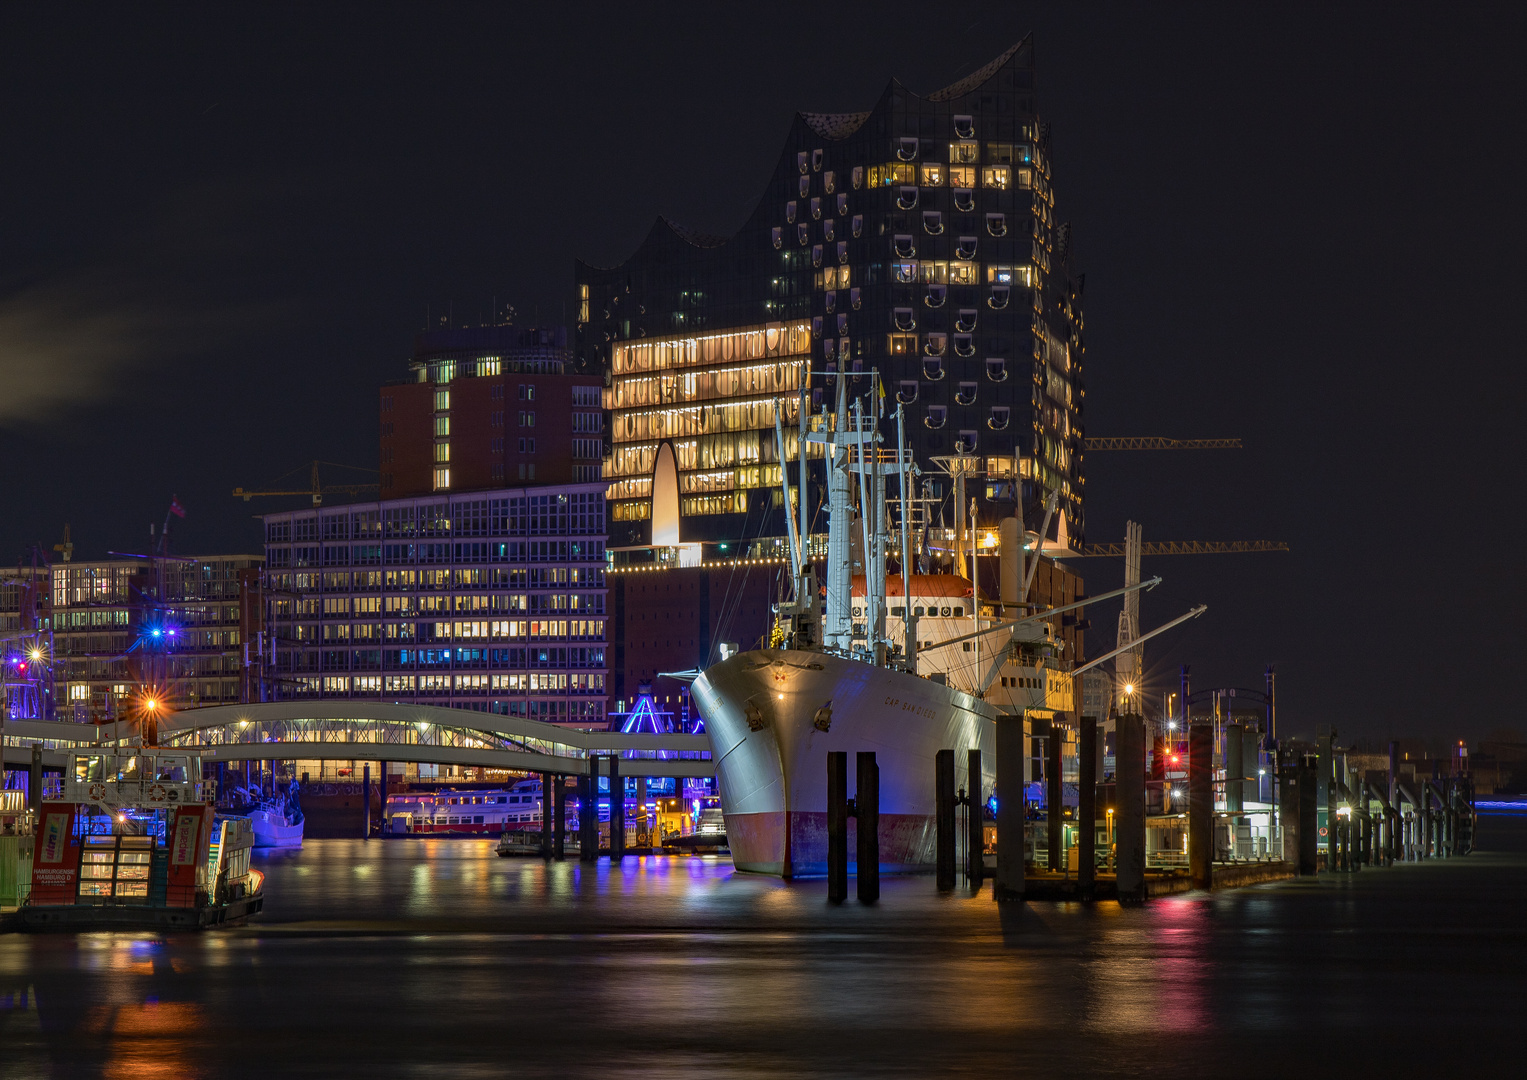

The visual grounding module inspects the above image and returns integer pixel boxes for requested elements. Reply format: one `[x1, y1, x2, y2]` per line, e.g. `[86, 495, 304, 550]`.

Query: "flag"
[169, 497, 186, 519]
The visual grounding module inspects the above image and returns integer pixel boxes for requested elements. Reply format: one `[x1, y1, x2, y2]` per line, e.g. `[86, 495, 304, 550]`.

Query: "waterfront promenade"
[2, 821, 1524, 1077]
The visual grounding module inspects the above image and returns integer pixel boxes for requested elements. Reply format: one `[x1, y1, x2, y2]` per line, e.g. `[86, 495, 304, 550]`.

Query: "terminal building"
[576, 37, 1087, 697]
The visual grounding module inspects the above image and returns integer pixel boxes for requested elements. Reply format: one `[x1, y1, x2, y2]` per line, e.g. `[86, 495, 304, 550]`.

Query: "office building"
[260, 482, 610, 728]
[380, 325, 605, 499]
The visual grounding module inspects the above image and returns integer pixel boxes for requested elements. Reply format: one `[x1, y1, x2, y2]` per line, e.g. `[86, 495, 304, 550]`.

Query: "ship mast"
[896, 404, 917, 674]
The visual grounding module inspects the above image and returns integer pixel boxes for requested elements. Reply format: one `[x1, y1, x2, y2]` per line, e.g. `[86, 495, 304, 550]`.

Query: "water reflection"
[0, 841, 1524, 1077]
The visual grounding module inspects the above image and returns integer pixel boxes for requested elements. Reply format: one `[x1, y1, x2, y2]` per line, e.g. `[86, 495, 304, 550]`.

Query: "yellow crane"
[232, 461, 379, 507]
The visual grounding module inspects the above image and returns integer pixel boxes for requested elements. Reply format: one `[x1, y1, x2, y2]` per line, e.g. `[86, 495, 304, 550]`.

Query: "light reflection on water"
[1, 836, 1525, 1078]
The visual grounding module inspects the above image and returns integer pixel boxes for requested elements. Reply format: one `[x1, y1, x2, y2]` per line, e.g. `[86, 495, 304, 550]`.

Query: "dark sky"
[2, 3, 1523, 745]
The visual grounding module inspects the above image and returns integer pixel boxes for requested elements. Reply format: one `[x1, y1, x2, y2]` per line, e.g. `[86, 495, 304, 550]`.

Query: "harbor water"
[2, 819, 1525, 1078]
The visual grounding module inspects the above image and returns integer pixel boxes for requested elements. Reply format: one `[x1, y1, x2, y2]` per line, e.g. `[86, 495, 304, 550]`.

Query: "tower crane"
[232, 461, 380, 506]
[1084, 437, 1242, 450]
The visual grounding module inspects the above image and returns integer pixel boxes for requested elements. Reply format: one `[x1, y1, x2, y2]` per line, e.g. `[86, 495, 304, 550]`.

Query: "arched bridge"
[0, 701, 714, 778]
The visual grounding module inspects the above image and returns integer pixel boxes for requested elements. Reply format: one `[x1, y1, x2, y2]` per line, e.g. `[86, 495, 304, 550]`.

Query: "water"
[3, 819, 1526, 1078]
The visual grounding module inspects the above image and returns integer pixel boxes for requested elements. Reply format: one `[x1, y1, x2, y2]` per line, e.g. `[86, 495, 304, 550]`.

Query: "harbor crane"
[1083, 437, 1242, 450]
[232, 461, 379, 506]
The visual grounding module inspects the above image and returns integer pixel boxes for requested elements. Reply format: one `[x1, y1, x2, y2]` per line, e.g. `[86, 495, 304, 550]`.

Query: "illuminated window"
[432, 467, 451, 491]
[919, 163, 944, 186]
[893, 262, 918, 285]
[434, 416, 450, 437]
[434, 389, 451, 412]
[887, 334, 917, 356]
[950, 141, 980, 163]
[578, 284, 590, 324]
[947, 261, 977, 285]
[433, 442, 450, 463]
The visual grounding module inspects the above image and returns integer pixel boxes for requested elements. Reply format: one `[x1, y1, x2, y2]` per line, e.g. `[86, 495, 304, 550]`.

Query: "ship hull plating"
[692, 650, 998, 877]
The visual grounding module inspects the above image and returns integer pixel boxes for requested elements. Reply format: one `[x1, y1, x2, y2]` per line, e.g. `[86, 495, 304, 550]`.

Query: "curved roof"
[927, 38, 1030, 101]
[800, 110, 872, 140]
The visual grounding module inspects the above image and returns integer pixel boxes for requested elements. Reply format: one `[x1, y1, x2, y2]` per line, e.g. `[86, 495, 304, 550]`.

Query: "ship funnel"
[999, 517, 1020, 608]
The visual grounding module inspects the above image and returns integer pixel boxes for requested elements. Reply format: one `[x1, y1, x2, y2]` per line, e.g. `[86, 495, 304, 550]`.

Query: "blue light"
[150, 629, 162, 638]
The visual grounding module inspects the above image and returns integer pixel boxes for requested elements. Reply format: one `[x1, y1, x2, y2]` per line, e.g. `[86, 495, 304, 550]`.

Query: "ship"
[20, 746, 263, 930]
[692, 378, 1192, 877]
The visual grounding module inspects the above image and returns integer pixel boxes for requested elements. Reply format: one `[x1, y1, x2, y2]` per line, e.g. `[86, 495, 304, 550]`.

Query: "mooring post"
[1280, 755, 1301, 867]
[936, 750, 956, 890]
[967, 748, 984, 889]
[28, 743, 42, 811]
[553, 775, 566, 859]
[540, 770, 554, 859]
[580, 757, 599, 863]
[827, 751, 848, 903]
[635, 776, 648, 848]
[609, 755, 624, 861]
[857, 752, 879, 905]
[1077, 715, 1097, 897]
[1298, 755, 1318, 874]
[1115, 713, 1147, 903]
[1188, 723, 1214, 890]
[994, 714, 1027, 902]
[362, 764, 371, 839]
[1046, 722, 1063, 874]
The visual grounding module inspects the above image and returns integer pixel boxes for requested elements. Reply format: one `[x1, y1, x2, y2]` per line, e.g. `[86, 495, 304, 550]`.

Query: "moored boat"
[20, 747, 263, 930]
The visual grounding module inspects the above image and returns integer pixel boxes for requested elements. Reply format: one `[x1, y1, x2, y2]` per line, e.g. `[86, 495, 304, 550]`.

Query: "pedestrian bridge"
[0, 701, 714, 778]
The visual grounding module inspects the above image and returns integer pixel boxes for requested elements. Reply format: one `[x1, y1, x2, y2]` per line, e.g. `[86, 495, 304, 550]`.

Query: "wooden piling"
[935, 750, 956, 890]
[579, 757, 598, 863]
[609, 756, 624, 860]
[857, 752, 879, 905]
[1077, 715, 1097, 897]
[967, 748, 984, 889]
[553, 775, 566, 859]
[1115, 713, 1147, 903]
[1046, 722, 1063, 874]
[540, 770, 553, 859]
[1297, 755, 1317, 874]
[994, 714, 1027, 902]
[827, 751, 848, 903]
[1188, 724, 1214, 890]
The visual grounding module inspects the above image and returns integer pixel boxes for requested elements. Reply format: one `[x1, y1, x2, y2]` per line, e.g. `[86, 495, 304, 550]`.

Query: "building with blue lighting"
[259, 481, 610, 728]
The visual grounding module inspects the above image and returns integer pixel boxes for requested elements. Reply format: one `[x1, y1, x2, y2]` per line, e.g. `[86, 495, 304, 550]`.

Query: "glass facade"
[262, 483, 610, 729]
[576, 38, 1085, 551]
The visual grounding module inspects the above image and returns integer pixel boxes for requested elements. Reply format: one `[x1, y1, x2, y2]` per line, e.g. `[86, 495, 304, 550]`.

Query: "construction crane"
[1084, 437, 1242, 451]
[1079, 540, 1288, 557]
[233, 461, 380, 507]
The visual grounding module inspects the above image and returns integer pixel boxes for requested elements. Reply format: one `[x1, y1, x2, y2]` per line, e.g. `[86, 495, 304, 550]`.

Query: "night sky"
[2, 4, 1522, 744]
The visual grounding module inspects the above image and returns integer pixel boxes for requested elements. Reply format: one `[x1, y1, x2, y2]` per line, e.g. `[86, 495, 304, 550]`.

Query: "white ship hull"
[249, 808, 304, 849]
[692, 649, 999, 877]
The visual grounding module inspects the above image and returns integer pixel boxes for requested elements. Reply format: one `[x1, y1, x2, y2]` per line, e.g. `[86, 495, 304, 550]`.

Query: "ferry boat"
[384, 777, 552, 836]
[20, 747, 263, 930]
[692, 382, 1199, 877]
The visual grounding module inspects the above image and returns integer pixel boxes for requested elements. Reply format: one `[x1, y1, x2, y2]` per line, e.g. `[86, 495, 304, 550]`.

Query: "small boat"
[249, 784, 304, 848]
[20, 746, 264, 930]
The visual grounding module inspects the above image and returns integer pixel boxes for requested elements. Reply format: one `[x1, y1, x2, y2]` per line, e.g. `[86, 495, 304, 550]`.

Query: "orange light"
[144, 698, 158, 711]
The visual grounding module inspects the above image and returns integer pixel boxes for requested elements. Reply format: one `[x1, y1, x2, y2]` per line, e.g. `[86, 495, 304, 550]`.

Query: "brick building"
[380, 325, 605, 499]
